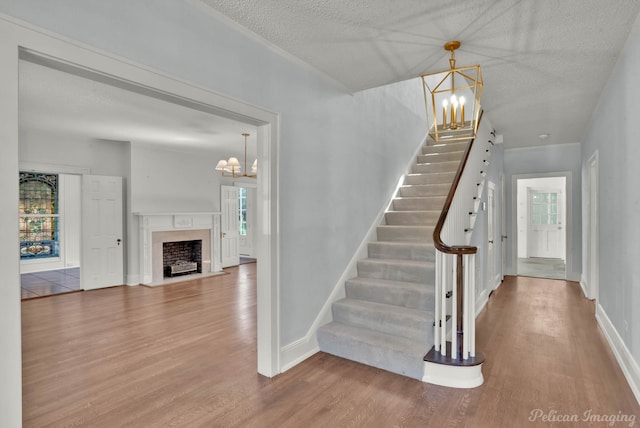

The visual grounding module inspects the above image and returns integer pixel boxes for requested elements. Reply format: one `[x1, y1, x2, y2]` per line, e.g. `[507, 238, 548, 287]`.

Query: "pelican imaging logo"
[529, 409, 636, 426]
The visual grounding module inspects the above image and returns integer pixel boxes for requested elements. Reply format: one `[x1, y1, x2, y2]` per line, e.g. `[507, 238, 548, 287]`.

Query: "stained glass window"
[19, 172, 60, 259]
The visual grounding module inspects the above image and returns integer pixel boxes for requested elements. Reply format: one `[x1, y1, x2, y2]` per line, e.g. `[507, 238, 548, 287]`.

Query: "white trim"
[0, 10, 280, 393]
[476, 288, 489, 317]
[586, 151, 599, 300]
[596, 303, 640, 406]
[278, 134, 429, 371]
[579, 275, 590, 299]
[423, 361, 484, 388]
[511, 172, 573, 280]
[19, 161, 90, 175]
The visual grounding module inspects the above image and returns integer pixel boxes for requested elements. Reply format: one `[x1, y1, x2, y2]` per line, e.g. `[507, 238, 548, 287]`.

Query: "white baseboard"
[476, 288, 489, 317]
[126, 274, 141, 286]
[579, 274, 589, 298]
[595, 303, 640, 406]
[278, 135, 428, 373]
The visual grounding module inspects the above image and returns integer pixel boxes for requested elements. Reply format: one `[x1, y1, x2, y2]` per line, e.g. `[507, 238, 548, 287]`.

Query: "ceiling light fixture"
[215, 133, 257, 178]
[421, 40, 483, 142]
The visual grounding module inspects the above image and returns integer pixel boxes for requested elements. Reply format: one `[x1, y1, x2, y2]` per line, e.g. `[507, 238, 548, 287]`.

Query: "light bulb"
[442, 99, 448, 108]
[459, 96, 465, 106]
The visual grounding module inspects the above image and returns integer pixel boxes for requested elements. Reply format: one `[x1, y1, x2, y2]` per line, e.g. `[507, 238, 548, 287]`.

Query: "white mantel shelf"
[135, 212, 222, 285]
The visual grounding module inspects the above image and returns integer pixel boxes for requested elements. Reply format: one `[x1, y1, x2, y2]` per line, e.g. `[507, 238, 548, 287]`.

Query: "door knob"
[488, 240, 494, 244]
[117, 238, 122, 246]
[221, 232, 226, 238]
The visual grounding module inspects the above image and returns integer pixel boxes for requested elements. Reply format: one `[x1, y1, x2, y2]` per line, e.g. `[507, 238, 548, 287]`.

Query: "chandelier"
[421, 41, 483, 142]
[215, 133, 257, 178]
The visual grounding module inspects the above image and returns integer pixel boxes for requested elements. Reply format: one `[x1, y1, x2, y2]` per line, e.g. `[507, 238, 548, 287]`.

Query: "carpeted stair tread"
[316, 322, 428, 379]
[384, 210, 440, 226]
[357, 258, 434, 283]
[376, 225, 435, 242]
[417, 151, 464, 163]
[345, 276, 435, 310]
[398, 183, 450, 197]
[332, 298, 433, 342]
[367, 241, 435, 261]
[422, 141, 468, 154]
[392, 196, 446, 211]
[404, 171, 456, 185]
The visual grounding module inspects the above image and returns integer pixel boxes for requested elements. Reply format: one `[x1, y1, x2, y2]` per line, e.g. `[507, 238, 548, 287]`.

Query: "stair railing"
[428, 111, 491, 364]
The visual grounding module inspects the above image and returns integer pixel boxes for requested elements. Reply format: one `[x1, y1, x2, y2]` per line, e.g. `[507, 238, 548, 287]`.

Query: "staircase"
[317, 139, 468, 380]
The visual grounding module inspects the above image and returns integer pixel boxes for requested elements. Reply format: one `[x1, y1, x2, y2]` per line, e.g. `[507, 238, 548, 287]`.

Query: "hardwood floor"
[22, 267, 639, 427]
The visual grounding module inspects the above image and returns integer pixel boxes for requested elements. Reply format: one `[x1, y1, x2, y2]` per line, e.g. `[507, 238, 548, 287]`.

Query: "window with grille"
[19, 172, 60, 259]
[238, 187, 247, 236]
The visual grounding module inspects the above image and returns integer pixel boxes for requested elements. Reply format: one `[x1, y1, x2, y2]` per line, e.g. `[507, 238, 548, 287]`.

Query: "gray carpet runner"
[317, 139, 467, 379]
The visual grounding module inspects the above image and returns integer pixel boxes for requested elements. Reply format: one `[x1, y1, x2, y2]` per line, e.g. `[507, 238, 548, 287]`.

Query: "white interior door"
[527, 188, 564, 259]
[221, 185, 240, 267]
[487, 182, 496, 287]
[81, 175, 123, 290]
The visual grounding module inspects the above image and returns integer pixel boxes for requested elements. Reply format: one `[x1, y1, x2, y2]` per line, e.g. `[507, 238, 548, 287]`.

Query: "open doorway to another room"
[19, 172, 82, 299]
[516, 175, 567, 280]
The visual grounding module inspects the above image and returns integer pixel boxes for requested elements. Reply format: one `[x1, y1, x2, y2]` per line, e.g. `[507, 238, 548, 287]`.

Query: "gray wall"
[503, 143, 582, 280]
[582, 15, 640, 364]
[0, 0, 426, 349]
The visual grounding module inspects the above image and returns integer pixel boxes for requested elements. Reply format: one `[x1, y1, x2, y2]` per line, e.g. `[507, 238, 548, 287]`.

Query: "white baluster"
[434, 250, 441, 351]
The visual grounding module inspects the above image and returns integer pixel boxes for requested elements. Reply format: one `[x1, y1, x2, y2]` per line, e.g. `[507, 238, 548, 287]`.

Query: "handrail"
[432, 110, 484, 255]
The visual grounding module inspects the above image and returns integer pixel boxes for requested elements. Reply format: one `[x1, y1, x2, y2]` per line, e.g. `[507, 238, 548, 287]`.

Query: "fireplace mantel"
[134, 212, 222, 285]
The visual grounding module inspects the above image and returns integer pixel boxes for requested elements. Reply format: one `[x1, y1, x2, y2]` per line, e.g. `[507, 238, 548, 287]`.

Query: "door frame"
[586, 151, 599, 300]
[487, 181, 498, 290]
[0, 16, 281, 423]
[511, 171, 573, 280]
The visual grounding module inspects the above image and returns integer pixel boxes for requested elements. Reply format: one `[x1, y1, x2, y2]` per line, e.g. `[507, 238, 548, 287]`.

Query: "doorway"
[514, 175, 569, 280]
[1, 34, 281, 385]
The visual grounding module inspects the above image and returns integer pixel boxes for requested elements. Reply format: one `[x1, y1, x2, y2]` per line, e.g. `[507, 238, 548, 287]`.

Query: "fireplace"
[163, 240, 202, 278]
[134, 212, 222, 285]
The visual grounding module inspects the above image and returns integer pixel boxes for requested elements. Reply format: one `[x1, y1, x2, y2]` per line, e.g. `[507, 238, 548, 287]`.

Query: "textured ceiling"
[196, 0, 640, 147]
[19, 60, 258, 158]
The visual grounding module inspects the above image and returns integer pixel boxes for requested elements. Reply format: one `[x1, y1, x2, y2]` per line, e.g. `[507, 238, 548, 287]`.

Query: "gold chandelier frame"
[421, 41, 483, 142]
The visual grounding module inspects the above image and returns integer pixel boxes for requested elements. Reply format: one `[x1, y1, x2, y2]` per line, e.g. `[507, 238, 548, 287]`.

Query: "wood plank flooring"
[22, 267, 639, 427]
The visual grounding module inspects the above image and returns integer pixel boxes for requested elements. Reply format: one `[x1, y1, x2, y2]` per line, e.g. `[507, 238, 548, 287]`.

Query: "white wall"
[582, 12, 640, 384]
[0, 1, 427, 412]
[503, 143, 582, 280]
[130, 144, 221, 213]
